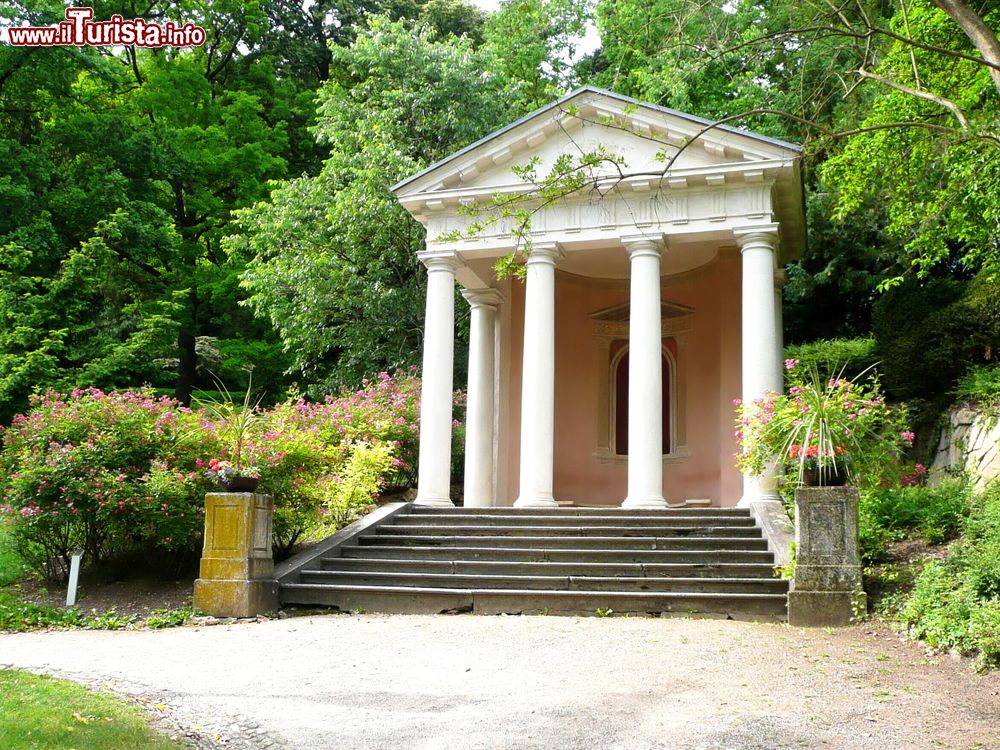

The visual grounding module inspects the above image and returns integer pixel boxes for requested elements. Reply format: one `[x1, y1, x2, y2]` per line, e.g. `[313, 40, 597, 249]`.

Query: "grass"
[0, 670, 187, 749]
[0, 536, 194, 747]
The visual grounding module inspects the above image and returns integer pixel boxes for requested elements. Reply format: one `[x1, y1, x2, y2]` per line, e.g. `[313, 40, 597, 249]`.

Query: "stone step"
[320, 557, 780, 579]
[377, 524, 762, 538]
[358, 534, 770, 551]
[279, 583, 788, 619]
[339, 545, 776, 564]
[409, 506, 751, 517]
[277, 503, 786, 620]
[391, 514, 756, 527]
[298, 570, 789, 594]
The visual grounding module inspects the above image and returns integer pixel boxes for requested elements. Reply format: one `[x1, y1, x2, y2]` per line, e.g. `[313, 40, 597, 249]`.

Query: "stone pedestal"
[194, 492, 278, 617]
[788, 487, 866, 626]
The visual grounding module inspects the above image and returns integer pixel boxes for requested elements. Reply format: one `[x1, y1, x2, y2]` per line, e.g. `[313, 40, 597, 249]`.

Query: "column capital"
[621, 233, 665, 259]
[525, 242, 564, 266]
[419, 252, 459, 272]
[461, 287, 504, 310]
[733, 224, 780, 252]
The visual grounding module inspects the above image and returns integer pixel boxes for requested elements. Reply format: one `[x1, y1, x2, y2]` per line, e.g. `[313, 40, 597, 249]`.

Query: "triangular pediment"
[393, 86, 802, 200]
[590, 301, 695, 323]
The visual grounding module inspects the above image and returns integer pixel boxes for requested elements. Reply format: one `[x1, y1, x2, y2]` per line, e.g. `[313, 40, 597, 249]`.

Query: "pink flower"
[900, 430, 915, 445]
[784, 358, 799, 370]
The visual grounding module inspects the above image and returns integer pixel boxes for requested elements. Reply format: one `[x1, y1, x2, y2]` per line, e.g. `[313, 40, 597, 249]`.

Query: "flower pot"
[218, 476, 261, 493]
[801, 465, 846, 487]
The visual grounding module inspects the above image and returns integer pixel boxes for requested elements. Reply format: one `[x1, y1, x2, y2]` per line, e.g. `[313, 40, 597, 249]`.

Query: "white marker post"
[66, 550, 83, 607]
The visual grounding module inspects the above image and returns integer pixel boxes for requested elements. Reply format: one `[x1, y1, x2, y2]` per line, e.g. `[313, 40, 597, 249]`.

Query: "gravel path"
[2, 614, 999, 749]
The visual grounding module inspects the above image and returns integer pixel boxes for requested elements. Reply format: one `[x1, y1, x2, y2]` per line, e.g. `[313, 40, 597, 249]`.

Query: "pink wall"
[498, 253, 744, 507]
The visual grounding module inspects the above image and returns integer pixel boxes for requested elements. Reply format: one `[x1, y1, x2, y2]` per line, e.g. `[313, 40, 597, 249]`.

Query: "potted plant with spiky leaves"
[196, 375, 265, 493]
[736, 360, 910, 488]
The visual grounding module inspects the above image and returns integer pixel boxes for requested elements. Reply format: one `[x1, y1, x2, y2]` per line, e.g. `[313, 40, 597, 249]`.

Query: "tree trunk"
[175, 329, 197, 406]
[932, 0, 1000, 96]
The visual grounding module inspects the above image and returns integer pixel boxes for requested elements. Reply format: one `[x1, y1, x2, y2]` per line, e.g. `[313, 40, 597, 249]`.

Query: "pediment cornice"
[393, 87, 802, 204]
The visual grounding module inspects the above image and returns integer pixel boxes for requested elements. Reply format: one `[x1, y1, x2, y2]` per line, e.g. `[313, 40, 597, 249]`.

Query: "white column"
[462, 288, 502, 508]
[736, 226, 783, 506]
[774, 268, 787, 377]
[622, 237, 668, 509]
[514, 243, 562, 508]
[414, 254, 458, 507]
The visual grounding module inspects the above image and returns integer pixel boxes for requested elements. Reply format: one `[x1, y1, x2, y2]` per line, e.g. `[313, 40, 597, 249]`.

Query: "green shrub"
[859, 479, 970, 561]
[0, 589, 196, 632]
[239, 369, 426, 556]
[967, 602, 1000, 669]
[873, 274, 1000, 402]
[952, 483, 1000, 599]
[901, 561, 977, 649]
[897, 480, 1000, 669]
[320, 441, 395, 528]
[0, 590, 84, 631]
[0, 526, 28, 588]
[783, 337, 878, 380]
[955, 364, 1000, 408]
[858, 496, 895, 564]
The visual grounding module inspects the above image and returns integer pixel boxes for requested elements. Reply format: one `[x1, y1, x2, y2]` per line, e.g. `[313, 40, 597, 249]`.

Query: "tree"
[0, 1, 305, 416]
[589, 0, 999, 281]
[483, 0, 591, 110]
[229, 16, 527, 391]
[820, 1, 1000, 280]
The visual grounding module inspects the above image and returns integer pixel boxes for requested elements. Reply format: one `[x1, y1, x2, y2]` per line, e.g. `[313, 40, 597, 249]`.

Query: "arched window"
[590, 300, 691, 464]
[611, 347, 673, 456]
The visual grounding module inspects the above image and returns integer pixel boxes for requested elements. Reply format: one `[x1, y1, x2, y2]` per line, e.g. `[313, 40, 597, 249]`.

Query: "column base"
[788, 590, 867, 627]
[413, 493, 455, 508]
[622, 495, 668, 509]
[463, 497, 494, 509]
[193, 578, 278, 619]
[513, 495, 558, 508]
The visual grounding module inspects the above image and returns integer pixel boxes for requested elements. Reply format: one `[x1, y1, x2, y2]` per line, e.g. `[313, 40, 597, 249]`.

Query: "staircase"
[279, 505, 788, 619]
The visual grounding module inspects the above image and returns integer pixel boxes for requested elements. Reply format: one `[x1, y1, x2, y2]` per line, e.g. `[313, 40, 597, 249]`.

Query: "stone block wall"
[930, 406, 1000, 491]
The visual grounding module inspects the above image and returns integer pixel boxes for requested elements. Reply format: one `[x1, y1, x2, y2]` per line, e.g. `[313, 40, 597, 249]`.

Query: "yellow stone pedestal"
[193, 492, 278, 617]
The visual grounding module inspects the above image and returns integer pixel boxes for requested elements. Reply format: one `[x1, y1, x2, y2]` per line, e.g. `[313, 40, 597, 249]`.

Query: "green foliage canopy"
[229, 13, 561, 390]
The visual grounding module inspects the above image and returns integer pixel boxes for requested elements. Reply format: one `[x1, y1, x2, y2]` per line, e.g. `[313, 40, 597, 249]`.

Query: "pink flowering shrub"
[0, 388, 211, 580]
[233, 369, 435, 556]
[0, 371, 457, 575]
[736, 361, 910, 487]
[257, 369, 467, 556]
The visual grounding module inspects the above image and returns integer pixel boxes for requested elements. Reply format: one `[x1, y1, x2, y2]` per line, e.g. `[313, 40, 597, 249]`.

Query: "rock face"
[930, 406, 1000, 491]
